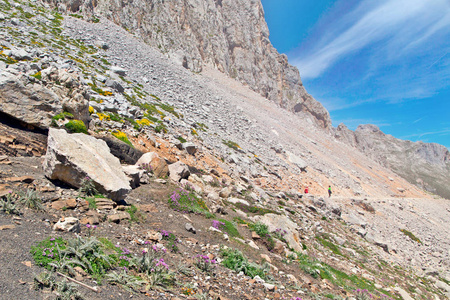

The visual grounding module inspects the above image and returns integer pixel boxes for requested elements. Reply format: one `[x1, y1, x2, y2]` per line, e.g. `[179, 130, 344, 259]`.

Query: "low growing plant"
[194, 254, 217, 274]
[19, 188, 44, 210]
[0, 192, 21, 215]
[79, 176, 98, 196]
[219, 247, 269, 279]
[112, 130, 133, 147]
[135, 245, 176, 290]
[126, 204, 141, 223]
[30, 237, 67, 270]
[218, 219, 241, 238]
[105, 269, 145, 293]
[168, 188, 210, 216]
[65, 120, 88, 134]
[160, 230, 180, 253]
[400, 229, 422, 244]
[222, 139, 240, 151]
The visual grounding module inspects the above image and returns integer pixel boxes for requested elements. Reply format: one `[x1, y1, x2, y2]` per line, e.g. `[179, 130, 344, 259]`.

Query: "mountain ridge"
[43, 0, 450, 200]
[0, 1, 449, 299]
[43, 0, 332, 129]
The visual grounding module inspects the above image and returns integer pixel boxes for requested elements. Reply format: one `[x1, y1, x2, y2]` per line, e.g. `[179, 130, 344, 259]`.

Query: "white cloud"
[292, 0, 450, 79]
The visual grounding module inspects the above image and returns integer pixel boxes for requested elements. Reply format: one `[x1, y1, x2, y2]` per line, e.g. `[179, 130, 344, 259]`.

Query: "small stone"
[147, 230, 163, 241]
[0, 224, 15, 230]
[107, 212, 131, 223]
[21, 261, 32, 267]
[208, 226, 222, 233]
[260, 254, 271, 263]
[247, 240, 259, 250]
[185, 223, 196, 234]
[53, 217, 80, 233]
[252, 231, 261, 239]
[263, 283, 276, 291]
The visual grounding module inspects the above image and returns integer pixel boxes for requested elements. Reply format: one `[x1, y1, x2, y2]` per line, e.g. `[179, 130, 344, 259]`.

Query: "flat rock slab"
[107, 211, 130, 223]
[43, 128, 131, 201]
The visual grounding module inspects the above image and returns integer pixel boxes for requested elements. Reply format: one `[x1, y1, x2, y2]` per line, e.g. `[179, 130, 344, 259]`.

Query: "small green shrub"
[400, 229, 422, 244]
[19, 188, 44, 210]
[108, 112, 123, 122]
[31, 71, 42, 80]
[316, 235, 342, 256]
[69, 13, 83, 19]
[55, 279, 85, 300]
[79, 176, 98, 196]
[157, 103, 179, 118]
[168, 188, 210, 216]
[65, 120, 88, 134]
[33, 270, 56, 291]
[160, 230, 180, 253]
[176, 136, 187, 143]
[112, 130, 133, 147]
[0, 192, 21, 215]
[133, 246, 176, 289]
[52, 112, 74, 121]
[155, 124, 167, 134]
[30, 237, 67, 270]
[230, 201, 279, 215]
[105, 269, 145, 293]
[219, 248, 269, 279]
[126, 204, 140, 223]
[86, 197, 97, 209]
[218, 219, 241, 238]
[222, 139, 241, 150]
[248, 222, 276, 251]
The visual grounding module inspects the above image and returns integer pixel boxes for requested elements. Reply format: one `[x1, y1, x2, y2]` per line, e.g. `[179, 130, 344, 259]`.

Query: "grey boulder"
[43, 128, 131, 201]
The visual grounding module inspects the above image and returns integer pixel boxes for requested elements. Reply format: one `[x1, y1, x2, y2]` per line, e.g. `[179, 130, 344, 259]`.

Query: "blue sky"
[261, 0, 450, 149]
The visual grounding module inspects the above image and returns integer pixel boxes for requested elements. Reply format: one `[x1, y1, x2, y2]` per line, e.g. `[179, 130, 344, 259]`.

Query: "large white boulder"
[43, 128, 131, 201]
[135, 152, 169, 178]
[252, 213, 304, 253]
[168, 161, 190, 182]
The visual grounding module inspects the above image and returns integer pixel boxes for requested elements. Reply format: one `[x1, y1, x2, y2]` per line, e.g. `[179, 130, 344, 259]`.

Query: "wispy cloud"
[400, 128, 450, 140]
[292, 0, 450, 79]
[412, 117, 426, 124]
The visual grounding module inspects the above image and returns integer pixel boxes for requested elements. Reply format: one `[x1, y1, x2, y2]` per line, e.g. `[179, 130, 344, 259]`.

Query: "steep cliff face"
[335, 124, 450, 199]
[44, 0, 331, 128]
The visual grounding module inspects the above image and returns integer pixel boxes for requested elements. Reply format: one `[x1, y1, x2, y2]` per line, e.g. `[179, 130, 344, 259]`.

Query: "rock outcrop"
[44, 0, 331, 129]
[0, 65, 90, 129]
[335, 124, 450, 199]
[43, 128, 132, 200]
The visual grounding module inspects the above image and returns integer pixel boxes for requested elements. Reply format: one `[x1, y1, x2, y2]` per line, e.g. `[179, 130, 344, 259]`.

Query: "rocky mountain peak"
[43, 0, 332, 129]
[356, 124, 384, 134]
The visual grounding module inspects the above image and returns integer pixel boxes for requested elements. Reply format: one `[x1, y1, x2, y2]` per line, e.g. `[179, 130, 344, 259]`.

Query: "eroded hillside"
[0, 1, 449, 300]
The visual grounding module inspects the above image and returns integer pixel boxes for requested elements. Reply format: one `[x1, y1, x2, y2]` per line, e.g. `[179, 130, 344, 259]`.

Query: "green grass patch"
[222, 139, 240, 151]
[126, 204, 140, 223]
[168, 188, 211, 217]
[218, 219, 241, 238]
[316, 234, 342, 256]
[65, 120, 88, 134]
[51, 112, 74, 122]
[220, 247, 269, 279]
[111, 130, 133, 147]
[400, 229, 422, 244]
[30, 237, 67, 270]
[176, 136, 187, 143]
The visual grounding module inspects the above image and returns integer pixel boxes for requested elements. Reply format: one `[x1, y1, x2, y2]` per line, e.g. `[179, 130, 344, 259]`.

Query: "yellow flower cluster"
[88, 106, 94, 114]
[97, 112, 110, 121]
[136, 118, 152, 126]
[112, 130, 127, 140]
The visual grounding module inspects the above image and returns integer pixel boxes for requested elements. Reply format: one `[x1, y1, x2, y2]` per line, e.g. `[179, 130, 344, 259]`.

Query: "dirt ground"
[0, 156, 313, 300]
